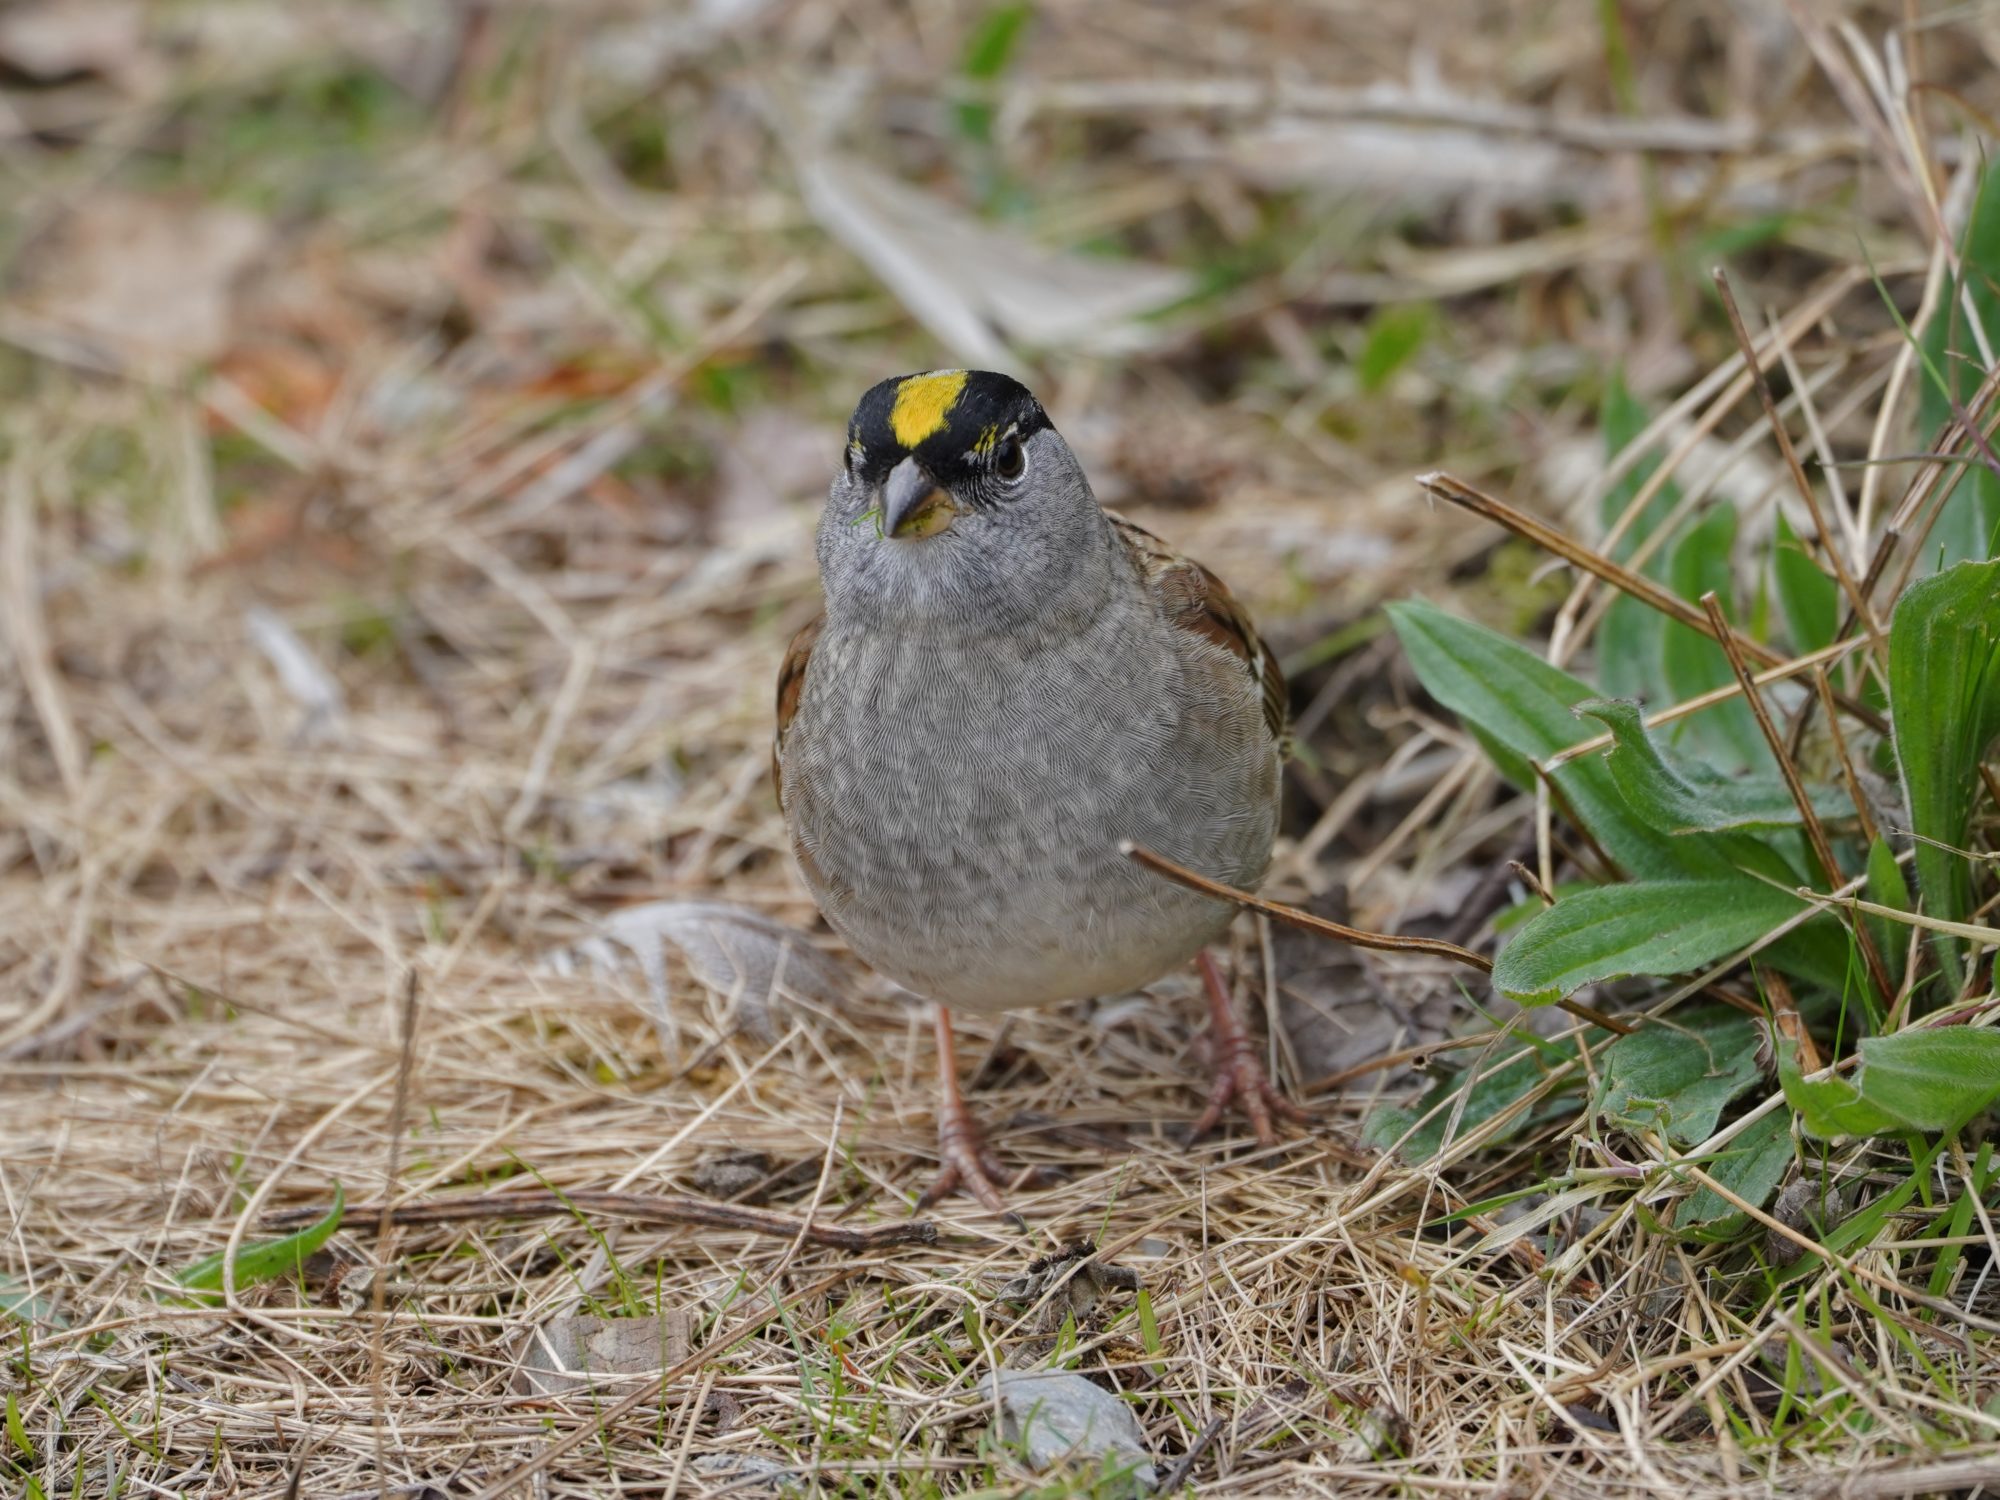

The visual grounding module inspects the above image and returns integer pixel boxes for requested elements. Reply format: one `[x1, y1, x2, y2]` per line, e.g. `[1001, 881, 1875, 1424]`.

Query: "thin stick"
[1158, 1415, 1229, 1492]
[1813, 666, 1882, 848]
[372, 970, 423, 1500]
[1699, 593, 1896, 1007]
[270, 1189, 940, 1251]
[1712, 269, 1882, 641]
[1542, 635, 1869, 768]
[1416, 471, 1890, 736]
[1121, 843, 1637, 1036]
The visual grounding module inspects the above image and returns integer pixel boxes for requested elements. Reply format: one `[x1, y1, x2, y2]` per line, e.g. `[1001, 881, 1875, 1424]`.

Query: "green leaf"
[1388, 601, 1687, 878]
[1926, 1141, 1996, 1299]
[1661, 505, 1767, 773]
[1597, 371, 1679, 706]
[1772, 513, 1839, 656]
[1917, 158, 2000, 572]
[1363, 1039, 1580, 1161]
[1779, 1031, 2000, 1138]
[1678, 1109, 1795, 1238]
[1492, 879, 1807, 1005]
[4, 1394, 31, 1460]
[1135, 1288, 1161, 1366]
[1391, 604, 1848, 997]
[1578, 699, 1846, 834]
[955, 3, 1034, 143]
[1356, 302, 1434, 393]
[1887, 558, 2000, 988]
[1594, 1006, 1763, 1145]
[171, 1183, 344, 1304]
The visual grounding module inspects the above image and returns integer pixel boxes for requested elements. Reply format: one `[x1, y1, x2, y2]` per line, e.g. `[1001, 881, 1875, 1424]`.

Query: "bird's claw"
[1191, 1035, 1313, 1147]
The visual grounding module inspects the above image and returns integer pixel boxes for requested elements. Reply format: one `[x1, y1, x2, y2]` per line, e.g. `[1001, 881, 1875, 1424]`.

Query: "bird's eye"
[994, 437, 1026, 483]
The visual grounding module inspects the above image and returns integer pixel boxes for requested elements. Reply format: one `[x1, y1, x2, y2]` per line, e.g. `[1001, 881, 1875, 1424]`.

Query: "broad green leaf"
[1918, 158, 2000, 572]
[1887, 558, 2000, 988]
[1492, 879, 1807, 1005]
[1779, 1032, 2000, 1138]
[172, 1183, 344, 1304]
[1595, 1006, 1763, 1144]
[1392, 605, 1850, 997]
[1865, 837, 1913, 992]
[1388, 601, 1688, 878]
[1578, 699, 1847, 834]
[1678, 1109, 1794, 1238]
[1772, 513, 1840, 655]
[1363, 1038, 1580, 1160]
[1598, 371, 1679, 705]
[1356, 302, 1435, 393]
[1661, 505, 1767, 772]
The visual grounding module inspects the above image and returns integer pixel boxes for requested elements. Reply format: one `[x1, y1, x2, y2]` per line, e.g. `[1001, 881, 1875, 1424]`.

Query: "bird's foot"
[1192, 950, 1313, 1148]
[916, 1098, 1015, 1213]
[917, 1006, 1056, 1215]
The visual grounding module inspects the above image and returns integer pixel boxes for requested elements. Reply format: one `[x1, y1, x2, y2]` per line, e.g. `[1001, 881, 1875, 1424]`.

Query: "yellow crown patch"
[889, 370, 968, 448]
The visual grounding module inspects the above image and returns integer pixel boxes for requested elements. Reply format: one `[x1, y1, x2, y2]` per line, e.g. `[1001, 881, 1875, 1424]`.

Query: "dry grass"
[3, 1, 1999, 1495]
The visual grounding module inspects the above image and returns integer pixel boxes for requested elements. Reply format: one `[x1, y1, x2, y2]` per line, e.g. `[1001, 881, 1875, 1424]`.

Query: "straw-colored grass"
[3, 2, 1998, 1495]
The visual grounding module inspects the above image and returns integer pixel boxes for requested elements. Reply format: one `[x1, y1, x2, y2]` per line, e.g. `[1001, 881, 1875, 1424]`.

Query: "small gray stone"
[992, 1369, 1156, 1492]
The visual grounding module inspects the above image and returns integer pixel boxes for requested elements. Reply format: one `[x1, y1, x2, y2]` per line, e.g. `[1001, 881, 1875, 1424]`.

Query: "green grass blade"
[171, 1182, 344, 1304]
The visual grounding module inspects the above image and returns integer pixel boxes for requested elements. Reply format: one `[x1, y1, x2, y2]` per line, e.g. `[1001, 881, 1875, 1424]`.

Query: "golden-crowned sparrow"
[775, 369, 1303, 1209]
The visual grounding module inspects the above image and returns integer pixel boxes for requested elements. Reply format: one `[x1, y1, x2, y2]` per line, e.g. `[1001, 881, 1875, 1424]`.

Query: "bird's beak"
[880, 455, 958, 539]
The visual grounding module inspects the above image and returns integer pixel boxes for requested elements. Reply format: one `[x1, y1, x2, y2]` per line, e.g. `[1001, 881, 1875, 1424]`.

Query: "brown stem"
[1122, 843, 1636, 1035]
[1814, 665, 1881, 848]
[1713, 270, 1882, 643]
[1698, 592, 1896, 1008]
[1416, 471, 1889, 736]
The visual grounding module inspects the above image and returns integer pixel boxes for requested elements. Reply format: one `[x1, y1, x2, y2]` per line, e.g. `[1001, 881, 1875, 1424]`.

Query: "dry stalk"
[273, 1189, 942, 1251]
[1711, 269, 1882, 642]
[1697, 592, 1896, 1006]
[1123, 841, 1637, 1035]
[1416, 471, 1891, 736]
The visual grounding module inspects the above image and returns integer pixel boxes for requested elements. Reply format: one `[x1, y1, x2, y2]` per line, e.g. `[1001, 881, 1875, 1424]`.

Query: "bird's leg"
[915, 1005, 1012, 1212]
[1190, 948, 1312, 1147]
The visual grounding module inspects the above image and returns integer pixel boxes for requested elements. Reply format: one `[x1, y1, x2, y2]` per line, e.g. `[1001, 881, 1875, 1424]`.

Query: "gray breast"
[782, 598, 1278, 1014]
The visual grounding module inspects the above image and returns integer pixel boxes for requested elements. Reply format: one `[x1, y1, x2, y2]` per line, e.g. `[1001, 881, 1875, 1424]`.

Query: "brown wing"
[1107, 512, 1289, 748]
[771, 611, 823, 811]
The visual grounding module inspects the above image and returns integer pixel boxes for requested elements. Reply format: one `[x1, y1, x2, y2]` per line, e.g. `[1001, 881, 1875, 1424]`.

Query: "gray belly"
[781, 621, 1278, 1013]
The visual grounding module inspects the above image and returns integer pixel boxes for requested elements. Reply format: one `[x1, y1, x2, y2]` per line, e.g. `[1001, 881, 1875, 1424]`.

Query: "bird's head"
[816, 370, 1108, 633]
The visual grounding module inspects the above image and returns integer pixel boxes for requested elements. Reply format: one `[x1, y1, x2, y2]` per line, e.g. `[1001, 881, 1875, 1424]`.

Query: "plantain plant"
[1368, 165, 2000, 1256]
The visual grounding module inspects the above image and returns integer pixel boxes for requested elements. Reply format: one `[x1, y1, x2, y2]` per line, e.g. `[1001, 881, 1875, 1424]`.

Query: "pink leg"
[915, 1007, 1013, 1212]
[1190, 950, 1312, 1147]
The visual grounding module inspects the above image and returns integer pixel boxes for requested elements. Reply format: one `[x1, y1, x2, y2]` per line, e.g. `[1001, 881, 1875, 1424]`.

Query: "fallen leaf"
[992, 1241, 1141, 1335]
[18, 192, 268, 375]
[1272, 887, 1454, 1089]
[543, 900, 846, 1042]
[1201, 119, 1573, 209]
[793, 150, 1190, 366]
[516, 1309, 692, 1397]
